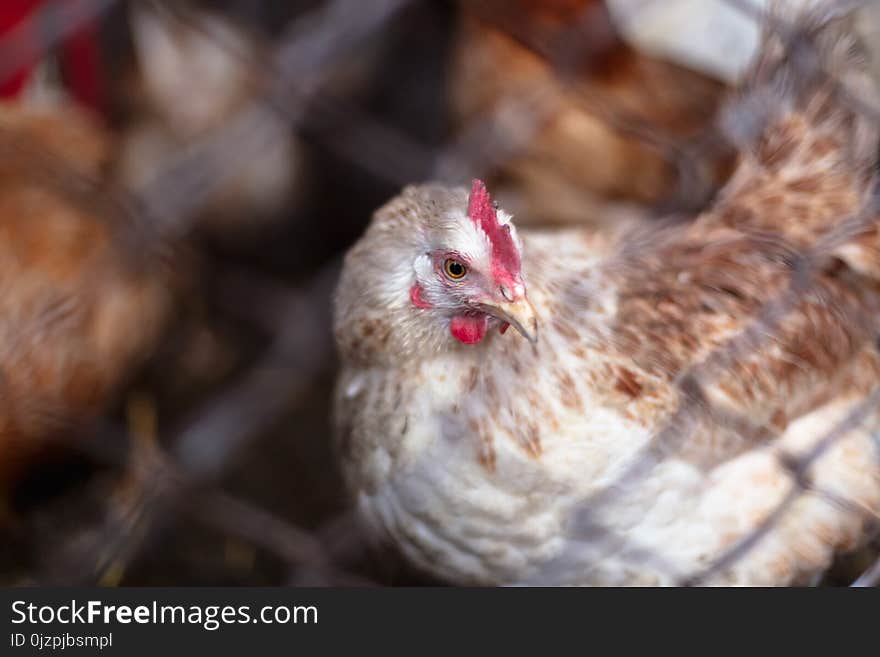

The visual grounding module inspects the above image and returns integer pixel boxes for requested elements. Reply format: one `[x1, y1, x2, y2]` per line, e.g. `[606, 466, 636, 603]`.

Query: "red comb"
[467, 179, 521, 286]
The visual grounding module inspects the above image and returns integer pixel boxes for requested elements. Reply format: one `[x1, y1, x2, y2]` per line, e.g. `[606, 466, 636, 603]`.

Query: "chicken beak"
[482, 297, 538, 344]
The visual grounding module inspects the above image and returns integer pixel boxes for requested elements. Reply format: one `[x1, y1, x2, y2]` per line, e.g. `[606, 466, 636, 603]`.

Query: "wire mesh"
[0, 0, 878, 587]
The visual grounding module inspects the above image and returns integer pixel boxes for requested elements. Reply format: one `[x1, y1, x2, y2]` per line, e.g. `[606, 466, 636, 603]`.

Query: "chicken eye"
[443, 259, 467, 280]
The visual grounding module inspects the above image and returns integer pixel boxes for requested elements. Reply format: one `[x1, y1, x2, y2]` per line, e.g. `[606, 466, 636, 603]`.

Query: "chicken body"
[336, 198, 880, 585]
[450, 0, 727, 226]
[334, 10, 880, 585]
[0, 103, 171, 488]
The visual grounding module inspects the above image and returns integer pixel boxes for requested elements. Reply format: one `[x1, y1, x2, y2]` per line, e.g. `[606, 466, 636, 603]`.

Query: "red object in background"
[0, 0, 43, 99]
[0, 0, 104, 112]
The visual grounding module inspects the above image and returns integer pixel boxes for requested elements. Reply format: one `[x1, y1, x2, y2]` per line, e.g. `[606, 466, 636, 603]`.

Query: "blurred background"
[0, 0, 877, 586]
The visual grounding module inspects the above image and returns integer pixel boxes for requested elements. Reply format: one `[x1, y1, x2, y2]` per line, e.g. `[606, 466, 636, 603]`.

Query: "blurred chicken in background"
[0, 104, 172, 510]
[118, 1, 304, 237]
[0, 2, 172, 515]
[450, 0, 731, 226]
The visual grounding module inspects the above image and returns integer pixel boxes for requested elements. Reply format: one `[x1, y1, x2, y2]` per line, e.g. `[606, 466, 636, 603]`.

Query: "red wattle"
[450, 314, 488, 345]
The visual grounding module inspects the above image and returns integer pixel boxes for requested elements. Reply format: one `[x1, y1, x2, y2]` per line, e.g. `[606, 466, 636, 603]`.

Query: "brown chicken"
[336, 6, 880, 585]
[450, 0, 731, 225]
[0, 102, 171, 497]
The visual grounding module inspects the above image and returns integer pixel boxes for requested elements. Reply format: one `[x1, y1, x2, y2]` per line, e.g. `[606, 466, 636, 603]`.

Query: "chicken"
[0, 102, 171, 497]
[118, 2, 303, 236]
[449, 0, 729, 226]
[333, 7, 880, 585]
